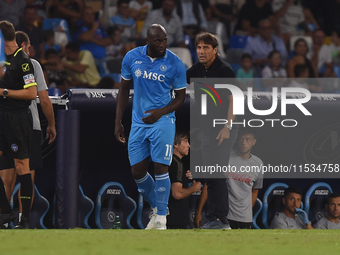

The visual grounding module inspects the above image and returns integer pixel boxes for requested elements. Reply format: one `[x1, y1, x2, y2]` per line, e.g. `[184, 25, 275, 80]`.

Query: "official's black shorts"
[0, 130, 43, 171]
[0, 108, 33, 160]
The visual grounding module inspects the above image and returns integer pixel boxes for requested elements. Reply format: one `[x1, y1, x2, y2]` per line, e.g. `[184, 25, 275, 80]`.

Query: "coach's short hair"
[0, 21, 16, 41]
[327, 193, 340, 204]
[195, 33, 218, 49]
[284, 187, 303, 199]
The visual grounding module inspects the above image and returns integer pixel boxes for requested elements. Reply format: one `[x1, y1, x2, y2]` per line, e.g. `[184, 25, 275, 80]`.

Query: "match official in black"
[0, 21, 37, 229]
[187, 32, 238, 229]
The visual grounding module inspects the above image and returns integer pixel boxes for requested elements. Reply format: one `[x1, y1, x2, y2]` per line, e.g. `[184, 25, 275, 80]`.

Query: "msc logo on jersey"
[134, 68, 142, 78]
[134, 69, 165, 82]
[22, 63, 30, 72]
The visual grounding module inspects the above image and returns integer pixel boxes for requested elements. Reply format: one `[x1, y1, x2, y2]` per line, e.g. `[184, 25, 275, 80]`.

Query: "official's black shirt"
[167, 154, 190, 227]
[0, 48, 36, 110]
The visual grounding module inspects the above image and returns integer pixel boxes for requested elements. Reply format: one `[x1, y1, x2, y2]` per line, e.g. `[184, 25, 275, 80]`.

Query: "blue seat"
[252, 198, 263, 229]
[48, 87, 62, 97]
[334, 66, 340, 78]
[95, 182, 136, 229]
[10, 184, 49, 229]
[229, 35, 248, 49]
[78, 185, 94, 229]
[136, 194, 153, 229]
[304, 182, 333, 224]
[230, 63, 241, 73]
[262, 183, 288, 229]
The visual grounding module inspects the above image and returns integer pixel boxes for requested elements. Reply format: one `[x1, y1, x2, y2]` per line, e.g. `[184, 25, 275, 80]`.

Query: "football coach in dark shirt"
[187, 32, 238, 229]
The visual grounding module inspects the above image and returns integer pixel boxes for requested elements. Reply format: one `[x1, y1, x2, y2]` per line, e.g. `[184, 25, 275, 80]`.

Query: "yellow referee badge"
[22, 63, 30, 72]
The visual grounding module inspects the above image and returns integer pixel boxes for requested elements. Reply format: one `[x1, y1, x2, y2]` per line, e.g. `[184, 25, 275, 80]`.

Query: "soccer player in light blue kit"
[115, 24, 187, 230]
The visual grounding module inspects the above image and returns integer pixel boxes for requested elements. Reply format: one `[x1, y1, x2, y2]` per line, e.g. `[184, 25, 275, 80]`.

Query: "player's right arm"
[115, 78, 132, 143]
[115, 51, 133, 143]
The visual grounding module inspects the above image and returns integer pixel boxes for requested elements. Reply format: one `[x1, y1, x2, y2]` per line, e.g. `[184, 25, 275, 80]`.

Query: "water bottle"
[114, 215, 121, 229]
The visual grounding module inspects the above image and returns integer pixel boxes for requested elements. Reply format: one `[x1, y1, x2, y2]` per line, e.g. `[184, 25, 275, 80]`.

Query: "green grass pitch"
[0, 229, 340, 255]
[1, 229, 339, 255]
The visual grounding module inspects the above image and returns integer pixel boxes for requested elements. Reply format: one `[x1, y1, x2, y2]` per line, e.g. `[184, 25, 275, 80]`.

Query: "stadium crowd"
[1, 0, 340, 93]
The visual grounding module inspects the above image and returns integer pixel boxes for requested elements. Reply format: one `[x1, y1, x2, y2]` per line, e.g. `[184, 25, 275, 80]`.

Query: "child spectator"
[43, 30, 66, 58]
[262, 50, 287, 78]
[236, 53, 255, 90]
[262, 50, 287, 91]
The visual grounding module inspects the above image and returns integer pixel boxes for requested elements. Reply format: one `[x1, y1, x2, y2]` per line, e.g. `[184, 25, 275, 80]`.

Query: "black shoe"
[0, 212, 15, 226]
[14, 216, 31, 229]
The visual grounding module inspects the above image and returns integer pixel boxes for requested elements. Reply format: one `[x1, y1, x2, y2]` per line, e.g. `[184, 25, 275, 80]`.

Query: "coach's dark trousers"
[201, 126, 238, 223]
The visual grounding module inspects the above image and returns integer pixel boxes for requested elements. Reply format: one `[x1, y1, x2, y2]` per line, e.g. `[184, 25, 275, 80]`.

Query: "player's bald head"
[146, 24, 167, 39]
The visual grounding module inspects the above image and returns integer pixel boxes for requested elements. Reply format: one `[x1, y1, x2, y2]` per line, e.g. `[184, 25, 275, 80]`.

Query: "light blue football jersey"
[121, 45, 186, 126]
[0, 30, 5, 65]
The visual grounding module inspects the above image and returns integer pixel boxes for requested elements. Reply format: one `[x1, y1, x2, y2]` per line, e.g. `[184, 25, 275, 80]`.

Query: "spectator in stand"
[272, 0, 319, 45]
[43, 29, 66, 58]
[72, 6, 112, 61]
[141, 0, 185, 47]
[329, 30, 340, 67]
[311, 29, 336, 77]
[262, 50, 287, 78]
[244, 19, 287, 70]
[106, 25, 136, 58]
[110, 0, 138, 44]
[262, 50, 287, 91]
[16, 5, 45, 60]
[62, 41, 102, 88]
[236, 53, 255, 90]
[48, 0, 85, 34]
[0, 0, 26, 29]
[129, 0, 153, 34]
[175, 0, 208, 40]
[236, 0, 280, 36]
[43, 48, 70, 94]
[287, 38, 316, 78]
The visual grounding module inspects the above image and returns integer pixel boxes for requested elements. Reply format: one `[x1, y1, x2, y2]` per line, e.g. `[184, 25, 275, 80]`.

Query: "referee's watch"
[225, 124, 232, 131]
[3, 88, 8, 99]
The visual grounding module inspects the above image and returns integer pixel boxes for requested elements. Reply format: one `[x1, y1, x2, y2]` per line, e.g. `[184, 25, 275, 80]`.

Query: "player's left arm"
[252, 189, 259, 207]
